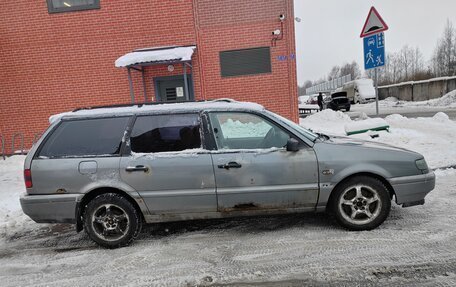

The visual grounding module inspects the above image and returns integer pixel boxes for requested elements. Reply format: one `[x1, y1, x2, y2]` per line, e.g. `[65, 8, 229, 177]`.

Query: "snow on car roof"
[49, 99, 265, 123]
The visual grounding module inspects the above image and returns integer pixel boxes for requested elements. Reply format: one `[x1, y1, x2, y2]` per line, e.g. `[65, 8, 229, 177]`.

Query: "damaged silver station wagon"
[20, 99, 435, 248]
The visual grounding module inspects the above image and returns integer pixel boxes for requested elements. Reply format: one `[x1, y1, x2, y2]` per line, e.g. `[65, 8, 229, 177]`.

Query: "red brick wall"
[0, 0, 297, 154]
[194, 0, 298, 120]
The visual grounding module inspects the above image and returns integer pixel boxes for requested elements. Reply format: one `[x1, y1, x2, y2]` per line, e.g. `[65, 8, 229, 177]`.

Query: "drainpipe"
[141, 67, 147, 102]
[127, 67, 135, 103]
[183, 63, 189, 101]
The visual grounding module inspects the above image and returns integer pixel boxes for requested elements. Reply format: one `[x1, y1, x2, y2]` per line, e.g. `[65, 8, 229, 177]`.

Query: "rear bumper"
[389, 171, 435, 207]
[20, 194, 82, 224]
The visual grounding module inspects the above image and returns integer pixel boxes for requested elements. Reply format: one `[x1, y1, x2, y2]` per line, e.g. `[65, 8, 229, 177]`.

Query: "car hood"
[322, 135, 420, 156]
[313, 135, 425, 178]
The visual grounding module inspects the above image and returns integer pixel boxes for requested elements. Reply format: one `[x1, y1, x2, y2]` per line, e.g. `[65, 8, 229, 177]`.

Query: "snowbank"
[0, 156, 38, 240]
[299, 109, 352, 135]
[417, 89, 456, 107]
[300, 110, 456, 169]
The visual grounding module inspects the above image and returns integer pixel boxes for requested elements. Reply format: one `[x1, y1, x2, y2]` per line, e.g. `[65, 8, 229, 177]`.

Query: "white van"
[340, 79, 376, 104]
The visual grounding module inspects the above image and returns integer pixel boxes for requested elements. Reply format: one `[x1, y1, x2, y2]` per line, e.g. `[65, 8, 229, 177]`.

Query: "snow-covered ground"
[1, 108, 456, 285]
[0, 156, 37, 241]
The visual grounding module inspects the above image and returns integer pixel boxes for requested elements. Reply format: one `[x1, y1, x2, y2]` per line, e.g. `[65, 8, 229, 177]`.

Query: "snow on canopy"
[115, 46, 196, 68]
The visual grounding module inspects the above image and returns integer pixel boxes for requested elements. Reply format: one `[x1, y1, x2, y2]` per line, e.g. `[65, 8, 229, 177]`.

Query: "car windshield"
[265, 110, 319, 141]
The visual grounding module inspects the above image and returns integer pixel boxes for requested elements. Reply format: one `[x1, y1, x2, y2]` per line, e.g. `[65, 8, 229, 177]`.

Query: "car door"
[119, 113, 217, 215]
[207, 111, 319, 212]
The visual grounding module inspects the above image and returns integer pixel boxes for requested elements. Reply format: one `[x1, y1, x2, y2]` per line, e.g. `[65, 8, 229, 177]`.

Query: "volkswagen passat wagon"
[20, 99, 435, 248]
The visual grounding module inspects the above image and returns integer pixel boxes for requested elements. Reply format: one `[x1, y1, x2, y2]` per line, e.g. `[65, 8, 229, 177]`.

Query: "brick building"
[0, 0, 298, 154]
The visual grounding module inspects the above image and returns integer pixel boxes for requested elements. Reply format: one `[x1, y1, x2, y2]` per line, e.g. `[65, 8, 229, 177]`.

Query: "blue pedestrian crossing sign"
[363, 32, 385, 70]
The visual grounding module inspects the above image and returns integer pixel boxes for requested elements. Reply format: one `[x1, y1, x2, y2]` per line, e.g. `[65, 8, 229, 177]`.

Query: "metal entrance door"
[155, 75, 193, 103]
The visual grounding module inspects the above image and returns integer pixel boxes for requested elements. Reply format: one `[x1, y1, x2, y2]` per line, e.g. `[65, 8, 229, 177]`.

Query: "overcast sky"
[294, 0, 456, 85]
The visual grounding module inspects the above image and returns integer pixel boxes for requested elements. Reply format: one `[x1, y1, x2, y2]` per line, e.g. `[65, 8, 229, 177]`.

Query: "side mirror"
[286, 138, 300, 152]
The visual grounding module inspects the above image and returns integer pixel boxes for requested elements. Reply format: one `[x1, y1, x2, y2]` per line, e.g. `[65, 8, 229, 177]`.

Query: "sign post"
[360, 7, 388, 116]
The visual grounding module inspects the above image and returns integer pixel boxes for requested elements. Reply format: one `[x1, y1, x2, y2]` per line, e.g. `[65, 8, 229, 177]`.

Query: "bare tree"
[327, 65, 341, 80]
[340, 61, 361, 80]
[376, 52, 400, 85]
[376, 46, 426, 85]
[431, 19, 456, 76]
[298, 80, 313, 95]
[399, 45, 411, 80]
[410, 47, 425, 79]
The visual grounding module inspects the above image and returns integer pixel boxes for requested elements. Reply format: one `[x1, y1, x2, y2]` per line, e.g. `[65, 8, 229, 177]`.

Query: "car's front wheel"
[331, 176, 391, 230]
[83, 193, 142, 248]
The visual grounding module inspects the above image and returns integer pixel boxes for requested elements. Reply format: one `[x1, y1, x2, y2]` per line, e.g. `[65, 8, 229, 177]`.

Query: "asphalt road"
[1, 173, 456, 286]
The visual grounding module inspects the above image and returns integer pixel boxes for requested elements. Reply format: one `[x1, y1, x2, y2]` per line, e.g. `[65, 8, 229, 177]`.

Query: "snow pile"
[221, 118, 271, 138]
[299, 109, 352, 135]
[300, 110, 456, 169]
[432, 111, 450, 122]
[421, 89, 456, 107]
[0, 156, 37, 240]
[384, 97, 399, 102]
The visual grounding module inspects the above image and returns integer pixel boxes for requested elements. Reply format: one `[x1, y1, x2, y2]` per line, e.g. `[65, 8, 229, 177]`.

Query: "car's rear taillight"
[24, 169, 33, 188]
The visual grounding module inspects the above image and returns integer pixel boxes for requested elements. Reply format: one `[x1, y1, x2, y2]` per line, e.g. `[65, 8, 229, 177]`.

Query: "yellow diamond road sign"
[360, 6, 389, 38]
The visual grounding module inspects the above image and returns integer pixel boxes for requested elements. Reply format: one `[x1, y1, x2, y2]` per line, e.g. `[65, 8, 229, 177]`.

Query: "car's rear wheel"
[84, 193, 142, 248]
[346, 106, 351, 112]
[331, 176, 391, 230]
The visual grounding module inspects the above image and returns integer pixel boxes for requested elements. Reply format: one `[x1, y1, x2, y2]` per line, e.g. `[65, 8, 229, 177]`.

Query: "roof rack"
[72, 101, 196, 112]
[71, 98, 237, 112]
[210, 98, 236, 103]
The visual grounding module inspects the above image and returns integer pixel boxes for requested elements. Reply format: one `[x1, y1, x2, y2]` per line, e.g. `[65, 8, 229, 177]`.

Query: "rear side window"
[130, 114, 201, 153]
[38, 117, 129, 158]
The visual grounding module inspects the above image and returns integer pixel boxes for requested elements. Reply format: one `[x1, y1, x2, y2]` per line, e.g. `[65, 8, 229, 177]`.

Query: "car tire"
[330, 176, 391, 231]
[83, 193, 142, 248]
[346, 107, 351, 112]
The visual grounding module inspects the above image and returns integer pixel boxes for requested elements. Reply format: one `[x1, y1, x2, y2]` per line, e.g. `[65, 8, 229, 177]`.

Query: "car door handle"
[125, 165, 149, 172]
[218, 162, 242, 169]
